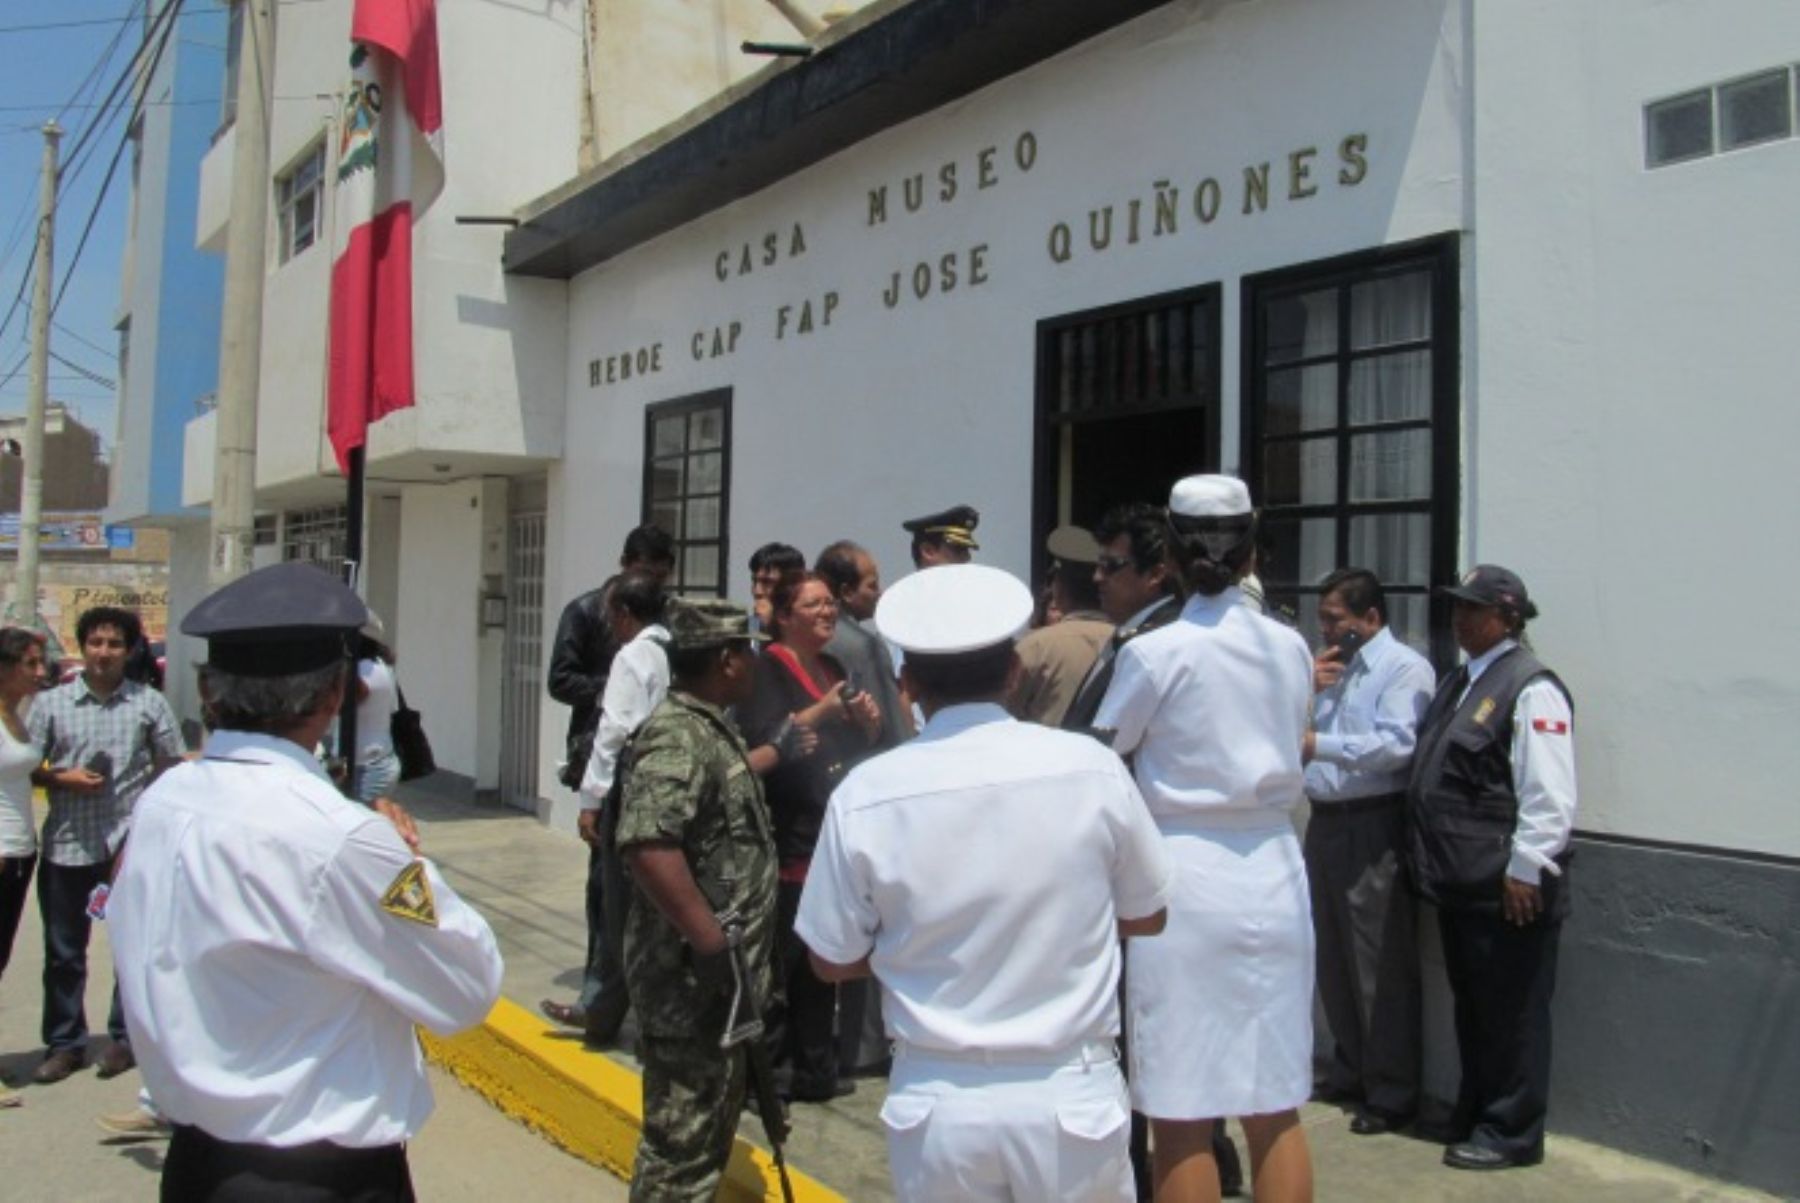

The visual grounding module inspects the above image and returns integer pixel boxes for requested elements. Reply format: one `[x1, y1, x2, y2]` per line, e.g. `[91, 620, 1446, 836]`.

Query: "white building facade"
[509, 0, 1800, 1190]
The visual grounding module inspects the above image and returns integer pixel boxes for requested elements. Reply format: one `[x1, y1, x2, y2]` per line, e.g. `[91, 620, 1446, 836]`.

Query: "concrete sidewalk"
[400, 777, 1777, 1203]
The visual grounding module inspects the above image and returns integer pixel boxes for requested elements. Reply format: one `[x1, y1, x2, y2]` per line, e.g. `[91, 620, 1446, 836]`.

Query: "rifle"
[719, 915, 796, 1203]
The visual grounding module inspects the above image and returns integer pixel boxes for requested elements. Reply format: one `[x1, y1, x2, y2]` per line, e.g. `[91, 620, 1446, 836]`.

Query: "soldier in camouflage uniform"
[616, 598, 779, 1202]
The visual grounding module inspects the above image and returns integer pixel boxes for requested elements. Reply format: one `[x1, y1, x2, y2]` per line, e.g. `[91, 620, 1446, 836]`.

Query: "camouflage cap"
[664, 597, 767, 650]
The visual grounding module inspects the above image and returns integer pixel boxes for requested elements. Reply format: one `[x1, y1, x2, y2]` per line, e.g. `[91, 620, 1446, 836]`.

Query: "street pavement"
[0, 776, 1777, 1202]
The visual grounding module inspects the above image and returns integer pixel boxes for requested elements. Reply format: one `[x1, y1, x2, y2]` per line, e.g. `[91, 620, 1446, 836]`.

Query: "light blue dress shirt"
[1304, 625, 1435, 802]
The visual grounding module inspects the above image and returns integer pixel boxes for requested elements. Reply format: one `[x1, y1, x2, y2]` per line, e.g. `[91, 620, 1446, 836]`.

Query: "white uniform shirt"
[1458, 639, 1578, 885]
[1305, 626, 1436, 802]
[795, 703, 1171, 1055]
[355, 658, 399, 763]
[1095, 588, 1313, 820]
[579, 623, 670, 806]
[109, 731, 503, 1148]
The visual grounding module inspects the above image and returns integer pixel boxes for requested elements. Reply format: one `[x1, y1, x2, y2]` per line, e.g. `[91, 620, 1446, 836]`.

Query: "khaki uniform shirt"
[1008, 612, 1114, 727]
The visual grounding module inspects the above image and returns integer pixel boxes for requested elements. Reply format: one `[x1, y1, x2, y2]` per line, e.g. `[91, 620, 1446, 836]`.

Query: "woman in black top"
[739, 571, 879, 1101]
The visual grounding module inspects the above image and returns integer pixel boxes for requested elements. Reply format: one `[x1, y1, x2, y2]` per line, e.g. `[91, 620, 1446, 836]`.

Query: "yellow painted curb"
[420, 996, 844, 1203]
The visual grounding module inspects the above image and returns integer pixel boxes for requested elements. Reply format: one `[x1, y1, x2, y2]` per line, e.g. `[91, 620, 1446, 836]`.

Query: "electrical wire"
[49, 349, 116, 388]
[52, 320, 117, 361]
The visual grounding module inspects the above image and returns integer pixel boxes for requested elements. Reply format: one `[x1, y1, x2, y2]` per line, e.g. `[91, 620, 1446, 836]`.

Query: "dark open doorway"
[1032, 284, 1222, 582]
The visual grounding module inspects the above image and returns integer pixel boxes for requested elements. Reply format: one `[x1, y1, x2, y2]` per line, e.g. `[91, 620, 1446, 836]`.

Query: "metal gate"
[499, 510, 546, 812]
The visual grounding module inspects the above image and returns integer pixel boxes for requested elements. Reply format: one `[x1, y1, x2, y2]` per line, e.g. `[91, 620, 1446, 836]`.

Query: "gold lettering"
[588, 359, 601, 387]
[728, 321, 742, 353]
[1127, 198, 1142, 245]
[1288, 147, 1318, 199]
[1338, 133, 1368, 186]
[714, 251, 729, 283]
[969, 243, 989, 286]
[977, 146, 999, 189]
[883, 272, 901, 308]
[939, 161, 958, 203]
[822, 291, 839, 325]
[1243, 163, 1270, 214]
[789, 222, 807, 256]
[1154, 181, 1178, 236]
[738, 244, 754, 275]
[912, 263, 931, 299]
[1195, 177, 1221, 223]
[692, 331, 705, 360]
[1088, 206, 1114, 252]
[776, 304, 792, 340]
[1048, 222, 1072, 263]
[651, 343, 663, 372]
[798, 299, 815, 334]
[762, 232, 779, 266]
[939, 252, 958, 292]
[903, 173, 925, 213]
[868, 186, 888, 226]
[1014, 131, 1038, 172]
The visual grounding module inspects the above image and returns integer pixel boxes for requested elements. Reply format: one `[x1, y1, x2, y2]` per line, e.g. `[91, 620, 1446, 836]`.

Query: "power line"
[0, 0, 327, 36]
[53, 320, 117, 361]
[49, 349, 117, 389]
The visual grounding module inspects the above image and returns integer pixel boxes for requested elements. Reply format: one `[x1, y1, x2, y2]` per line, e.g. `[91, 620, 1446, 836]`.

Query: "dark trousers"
[0, 853, 36, 979]
[1304, 795, 1421, 1117]
[576, 823, 630, 1042]
[38, 856, 126, 1052]
[1437, 908, 1561, 1159]
[767, 878, 838, 1099]
[163, 1125, 414, 1202]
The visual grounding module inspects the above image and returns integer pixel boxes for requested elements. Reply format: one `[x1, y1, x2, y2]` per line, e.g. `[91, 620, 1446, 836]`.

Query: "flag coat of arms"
[327, 0, 443, 472]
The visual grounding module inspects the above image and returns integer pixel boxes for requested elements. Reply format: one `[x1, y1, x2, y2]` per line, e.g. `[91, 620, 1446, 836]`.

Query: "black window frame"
[1031, 282, 1223, 585]
[641, 389, 732, 598]
[1240, 234, 1460, 668]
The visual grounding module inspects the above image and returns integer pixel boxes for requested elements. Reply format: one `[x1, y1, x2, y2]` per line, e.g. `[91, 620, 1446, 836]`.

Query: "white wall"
[1469, 0, 1800, 856]
[162, 520, 212, 736]
[558, 0, 1465, 601]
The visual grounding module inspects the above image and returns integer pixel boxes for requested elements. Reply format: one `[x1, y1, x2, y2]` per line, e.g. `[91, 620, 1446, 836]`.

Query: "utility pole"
[15, 121, 62, 629]
[209, 0, 274, 585]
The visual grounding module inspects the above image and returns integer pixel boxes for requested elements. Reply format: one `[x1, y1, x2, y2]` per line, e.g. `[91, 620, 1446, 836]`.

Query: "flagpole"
[338, 444, 364, 800]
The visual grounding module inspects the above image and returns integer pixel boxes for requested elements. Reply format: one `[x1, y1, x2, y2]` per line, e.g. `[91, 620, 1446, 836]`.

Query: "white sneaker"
[96, 1108, 172, 1139]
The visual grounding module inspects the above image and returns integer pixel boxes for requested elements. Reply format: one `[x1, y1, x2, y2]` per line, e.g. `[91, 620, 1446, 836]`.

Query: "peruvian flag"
[326, 0, 443, 472]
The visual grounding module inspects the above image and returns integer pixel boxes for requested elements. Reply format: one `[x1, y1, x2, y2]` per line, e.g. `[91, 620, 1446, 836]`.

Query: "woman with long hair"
[0, 627, 48, 1109]
[1095, 477, 1316, 1203]
[739, 571, 880, 1101]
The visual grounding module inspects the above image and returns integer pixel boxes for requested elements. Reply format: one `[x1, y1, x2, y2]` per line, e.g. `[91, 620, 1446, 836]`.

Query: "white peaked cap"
[876, 564, 1035, 656]
[1169, 474, 1252, 519]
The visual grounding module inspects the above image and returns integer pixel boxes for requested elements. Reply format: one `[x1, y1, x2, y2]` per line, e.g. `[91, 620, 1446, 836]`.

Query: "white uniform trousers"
[880, 1041, 1133, 1202]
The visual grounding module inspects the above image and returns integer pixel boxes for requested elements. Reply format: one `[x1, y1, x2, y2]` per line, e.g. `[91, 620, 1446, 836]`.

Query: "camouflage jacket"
[615, 691, 778, 1040]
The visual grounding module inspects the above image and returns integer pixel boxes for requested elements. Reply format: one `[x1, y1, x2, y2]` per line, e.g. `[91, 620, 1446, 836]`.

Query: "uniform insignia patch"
[1532, 718, 1569, 735]
[380, 861, 438, 927]
[1472, 698, 1496, 726]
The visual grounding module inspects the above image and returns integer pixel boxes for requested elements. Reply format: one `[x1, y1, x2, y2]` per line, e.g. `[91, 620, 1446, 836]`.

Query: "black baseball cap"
[1438, 564, 1538, 619]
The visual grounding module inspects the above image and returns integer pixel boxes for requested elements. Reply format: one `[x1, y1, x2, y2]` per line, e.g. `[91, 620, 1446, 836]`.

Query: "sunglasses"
[1096, 554, 1137, 576]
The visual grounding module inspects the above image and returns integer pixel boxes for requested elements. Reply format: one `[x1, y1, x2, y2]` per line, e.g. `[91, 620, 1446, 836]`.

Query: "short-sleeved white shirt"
[109, 730, 504, 1148]
[795, 702, 1171, 1055]
[1095, 587, 1313, 820]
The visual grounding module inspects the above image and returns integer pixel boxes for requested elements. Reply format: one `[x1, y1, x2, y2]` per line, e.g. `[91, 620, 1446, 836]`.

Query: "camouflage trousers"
[631, 1035, 748, 1202]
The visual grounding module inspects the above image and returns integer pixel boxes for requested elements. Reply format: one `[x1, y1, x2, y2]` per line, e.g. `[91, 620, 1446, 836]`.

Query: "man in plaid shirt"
[27, 606, 184, 1084]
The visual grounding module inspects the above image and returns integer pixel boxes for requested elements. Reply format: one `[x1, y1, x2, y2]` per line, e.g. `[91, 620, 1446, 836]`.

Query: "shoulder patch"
[1472, 697, 1496, 726]
[380, 861, 438, 927]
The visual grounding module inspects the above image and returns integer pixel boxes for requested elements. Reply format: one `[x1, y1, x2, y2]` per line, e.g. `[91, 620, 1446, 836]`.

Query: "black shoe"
[1214, 1128, 1244, 1197]
[789, 1078, 854, 1103]
[1311, 1081, 1360, 1107]
[1443, 1142, 1541, 1171]
[1349, 1108, 1411, 1136]
[538, 999, 587, 1029]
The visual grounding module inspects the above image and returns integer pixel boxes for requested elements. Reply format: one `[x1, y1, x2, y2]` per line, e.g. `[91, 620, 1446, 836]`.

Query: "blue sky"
[0, 1, 226, 450]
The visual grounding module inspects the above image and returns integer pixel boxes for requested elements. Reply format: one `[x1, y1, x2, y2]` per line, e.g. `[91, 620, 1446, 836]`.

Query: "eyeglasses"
[1096, 554, 1137, 576]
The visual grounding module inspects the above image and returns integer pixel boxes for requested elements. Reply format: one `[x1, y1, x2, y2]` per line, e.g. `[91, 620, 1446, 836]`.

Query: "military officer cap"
[877, 564, 1034, 657]
[181, 561, 368, 677]
[664, 598, 768, 651]
[1439, 564, 1539, 619]
[901, 504, 980, 550]
[1044, 523, 1100, 566]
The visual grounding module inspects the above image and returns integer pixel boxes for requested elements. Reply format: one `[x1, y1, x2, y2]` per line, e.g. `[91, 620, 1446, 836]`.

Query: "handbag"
[390, 685, 436, 781]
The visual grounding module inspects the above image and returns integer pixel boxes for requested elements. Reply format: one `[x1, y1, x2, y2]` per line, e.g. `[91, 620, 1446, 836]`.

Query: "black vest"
[1407, 646, 1573, 918]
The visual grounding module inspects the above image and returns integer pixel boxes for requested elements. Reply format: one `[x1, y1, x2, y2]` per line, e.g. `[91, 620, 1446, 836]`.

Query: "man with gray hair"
[110, 562, 503, 1201]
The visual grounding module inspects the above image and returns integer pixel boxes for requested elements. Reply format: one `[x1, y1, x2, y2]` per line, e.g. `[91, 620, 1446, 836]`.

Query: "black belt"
[165, 1124, 414, 1202]
[1309, 791, 1406, 817]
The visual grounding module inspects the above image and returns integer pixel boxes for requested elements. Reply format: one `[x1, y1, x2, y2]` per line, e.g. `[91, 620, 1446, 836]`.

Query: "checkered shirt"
[28, 676, 185, 866]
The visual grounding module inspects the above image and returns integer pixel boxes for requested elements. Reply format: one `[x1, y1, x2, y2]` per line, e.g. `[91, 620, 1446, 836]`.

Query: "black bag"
[391, 686, 436, 781]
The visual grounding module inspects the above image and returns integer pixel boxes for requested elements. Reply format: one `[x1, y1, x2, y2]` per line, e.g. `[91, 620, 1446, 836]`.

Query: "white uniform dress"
[1094, 587, 1315, 1119]
[796, 702, 1172, 1202]
[109, 730, 503, 1148]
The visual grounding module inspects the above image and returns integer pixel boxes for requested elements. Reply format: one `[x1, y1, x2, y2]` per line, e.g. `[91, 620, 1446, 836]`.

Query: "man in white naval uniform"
[110, 562, 504, 1201]
[797, 564, 1172, 1202]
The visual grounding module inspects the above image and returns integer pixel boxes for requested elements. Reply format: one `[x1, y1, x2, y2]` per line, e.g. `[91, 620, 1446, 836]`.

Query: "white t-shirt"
[796, 702, 1172, 1055]
[0, 713, 39, 857]
[356, 659, 400, 763]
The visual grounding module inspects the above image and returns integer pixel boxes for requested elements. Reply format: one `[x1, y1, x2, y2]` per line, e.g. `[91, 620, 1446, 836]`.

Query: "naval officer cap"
[181, 561, 368, 677]
[901, 504, 980, 550]
[876, 564, 1034, 657]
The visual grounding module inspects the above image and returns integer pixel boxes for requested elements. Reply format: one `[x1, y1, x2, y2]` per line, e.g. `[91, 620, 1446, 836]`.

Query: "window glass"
[1264, 364, 1336, 436]
[1646, 90, 1714, 166]
[643, 393, 731, 598]
[1262, 517, 1337, 588]
[1263, 438, 1337, 507]
[1348, 512, 1432, 586]
[1350, 272, 1431, 350]
[1349, 351, 1431, 425]
[1348, 429, 1431, 502]
[1265, 289, 1337, 364]
[1719, 70, 1792, 149]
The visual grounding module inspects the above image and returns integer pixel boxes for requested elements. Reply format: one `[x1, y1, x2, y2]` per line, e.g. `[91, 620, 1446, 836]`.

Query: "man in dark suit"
[1064, 503, 1244, 1199]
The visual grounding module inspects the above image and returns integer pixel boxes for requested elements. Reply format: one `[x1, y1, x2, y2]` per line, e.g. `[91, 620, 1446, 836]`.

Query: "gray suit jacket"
[825, 614, 910, 751]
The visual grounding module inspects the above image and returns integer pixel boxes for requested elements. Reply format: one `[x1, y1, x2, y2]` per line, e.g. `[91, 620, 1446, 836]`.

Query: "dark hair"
[199, 662, 345, 737]
[1167, 514, 1257, 597]
[1053, 559, 1101, 613]
[905, 644, 1015, 705]
[767, 571, 832, 640]
[749, 542, 805, 576]
[0, 626, 45, 667]
[1319, 567, 1387, 623]
[608, 572, 666, 625]
[1093, 504, 1176, 586]
[77, 606, 142, 647]
[357, 634, 394, 664]
[814, 540, 866, 601]
[621, 524, 676, 567]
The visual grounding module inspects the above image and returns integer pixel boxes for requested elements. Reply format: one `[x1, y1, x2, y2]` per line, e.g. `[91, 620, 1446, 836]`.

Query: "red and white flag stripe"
[327, 0, 443, 472]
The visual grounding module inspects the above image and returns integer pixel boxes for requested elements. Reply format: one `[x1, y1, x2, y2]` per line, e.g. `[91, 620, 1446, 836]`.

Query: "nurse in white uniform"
[798, 564, 1174, 1202]
[1094, 476, 1316, 1203]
